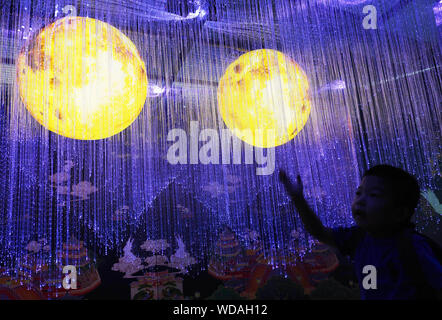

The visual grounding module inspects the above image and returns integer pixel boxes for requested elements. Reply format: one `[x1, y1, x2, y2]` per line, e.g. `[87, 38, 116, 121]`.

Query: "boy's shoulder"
[398, 229, 442, 296]
[410, 231, 442, 265]
[331, 226, 442, 262]
[330, 226, 365, 257]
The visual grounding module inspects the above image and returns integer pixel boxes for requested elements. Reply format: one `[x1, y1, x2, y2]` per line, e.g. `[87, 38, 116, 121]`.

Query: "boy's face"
[351, 175, 402, 235]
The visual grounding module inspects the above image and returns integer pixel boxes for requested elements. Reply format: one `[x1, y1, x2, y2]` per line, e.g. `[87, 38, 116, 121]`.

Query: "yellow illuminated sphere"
[16, 16, 147, 140]
[217, 49, 311, 148]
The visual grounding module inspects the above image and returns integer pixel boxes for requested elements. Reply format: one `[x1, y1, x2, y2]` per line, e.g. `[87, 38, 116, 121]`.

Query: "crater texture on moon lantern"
[217, 49, 311, 148]
[16, 16, 147, 140]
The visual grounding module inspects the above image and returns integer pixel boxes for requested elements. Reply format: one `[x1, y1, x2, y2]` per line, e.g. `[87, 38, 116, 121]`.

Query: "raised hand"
[278, 170, 335, 247]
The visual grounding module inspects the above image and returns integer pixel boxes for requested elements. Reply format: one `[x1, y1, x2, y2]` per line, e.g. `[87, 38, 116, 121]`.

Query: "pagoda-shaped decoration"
[208, 226, 253, 293]
[12, 237, 100, 299]
[56, 237, 101, 297]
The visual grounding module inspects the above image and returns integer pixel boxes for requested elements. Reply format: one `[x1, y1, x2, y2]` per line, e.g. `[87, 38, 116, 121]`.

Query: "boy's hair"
[362, 164, 420, 219]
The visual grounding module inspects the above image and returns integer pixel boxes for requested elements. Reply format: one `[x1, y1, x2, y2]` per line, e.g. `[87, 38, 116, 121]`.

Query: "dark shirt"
[331, 226, 442, 299]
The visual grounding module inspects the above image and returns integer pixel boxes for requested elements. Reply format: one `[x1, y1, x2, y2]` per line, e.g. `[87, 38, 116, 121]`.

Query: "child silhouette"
[279, 164, 442, 300]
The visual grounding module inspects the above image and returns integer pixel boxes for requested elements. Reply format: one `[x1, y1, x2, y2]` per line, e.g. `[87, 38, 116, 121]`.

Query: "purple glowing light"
[434, 1, 442, 27]
[338, 0, 369, 5]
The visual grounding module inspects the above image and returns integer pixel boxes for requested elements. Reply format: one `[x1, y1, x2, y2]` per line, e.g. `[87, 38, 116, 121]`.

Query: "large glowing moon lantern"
[16, 16, 147, 140]
[217, 49, 311, 148]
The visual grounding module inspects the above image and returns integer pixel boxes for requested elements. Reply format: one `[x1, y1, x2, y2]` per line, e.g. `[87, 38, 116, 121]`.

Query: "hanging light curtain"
[0, 0, 440, 284]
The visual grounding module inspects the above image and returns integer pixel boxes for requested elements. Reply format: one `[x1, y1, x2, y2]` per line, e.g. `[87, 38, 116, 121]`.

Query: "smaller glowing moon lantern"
[217, 49, 311, 148]
[16, 16, 147, 140]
